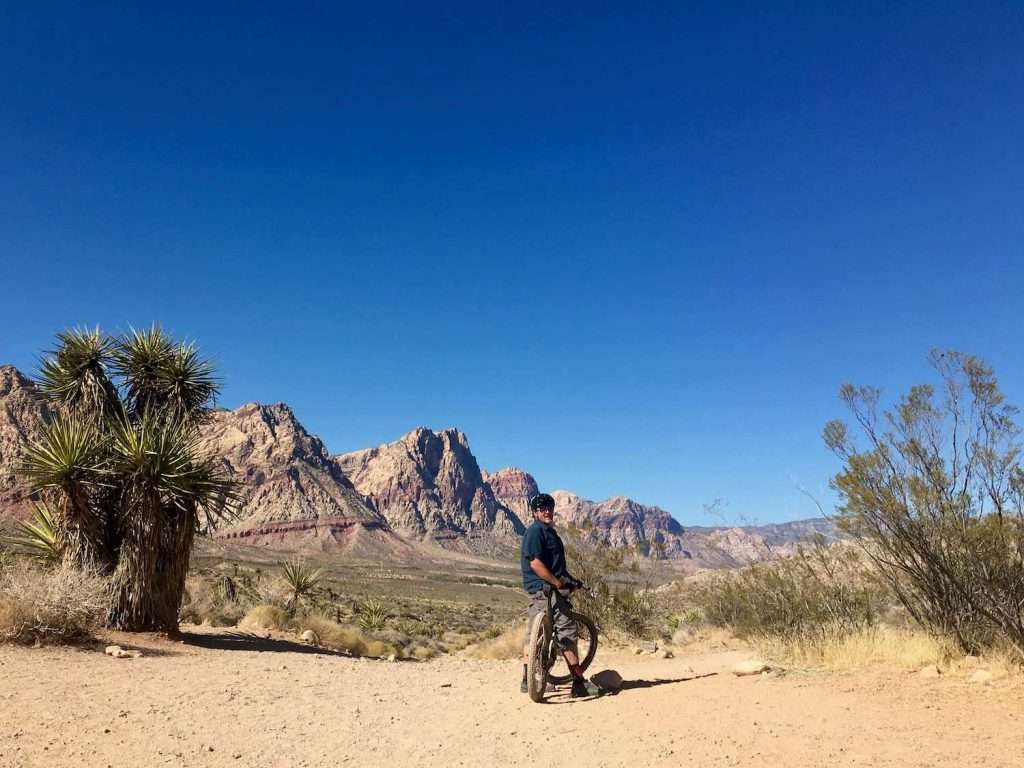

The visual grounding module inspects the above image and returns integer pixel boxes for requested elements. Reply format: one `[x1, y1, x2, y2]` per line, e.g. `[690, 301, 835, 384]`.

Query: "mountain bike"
[526, 583, 599, 702]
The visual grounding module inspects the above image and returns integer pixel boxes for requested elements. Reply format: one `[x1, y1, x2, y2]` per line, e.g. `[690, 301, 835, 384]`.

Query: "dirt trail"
[1, 628, 1021, 768]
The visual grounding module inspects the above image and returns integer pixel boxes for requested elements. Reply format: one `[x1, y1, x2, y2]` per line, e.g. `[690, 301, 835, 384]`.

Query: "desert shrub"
[562, 527, 656, 637]
[179, 574, 248, 627]
[440, 630, 475, 651]
[0, 561, 107, 645]
[410, 644, 437, 661]
[394, 618, 443, 640]
[363, 639, 401, 658]
[238, 604, 289, 632]
[689, 541, 887, 644]
[296, 614, 382, 656]
[826, 350, 1024, 660]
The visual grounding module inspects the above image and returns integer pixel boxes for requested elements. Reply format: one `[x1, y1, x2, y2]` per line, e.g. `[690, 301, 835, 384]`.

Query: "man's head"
[530, 493, 556, 526]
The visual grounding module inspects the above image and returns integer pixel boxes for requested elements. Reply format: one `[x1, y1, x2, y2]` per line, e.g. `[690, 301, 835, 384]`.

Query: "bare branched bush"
[826, 350, 1024, 660]
[0, 561, 107, 645]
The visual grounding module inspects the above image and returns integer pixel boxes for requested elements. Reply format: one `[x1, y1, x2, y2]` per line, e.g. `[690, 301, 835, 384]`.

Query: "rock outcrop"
[0, 365, 50, 519]
[484, 467, 538, 524]
[336, 428, 525, 543]
[551, 491, 690, 558]
[196, 403, 389, 548]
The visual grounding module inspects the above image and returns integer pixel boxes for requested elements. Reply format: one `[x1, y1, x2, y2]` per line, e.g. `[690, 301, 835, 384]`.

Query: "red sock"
[570, 664, 583, 679]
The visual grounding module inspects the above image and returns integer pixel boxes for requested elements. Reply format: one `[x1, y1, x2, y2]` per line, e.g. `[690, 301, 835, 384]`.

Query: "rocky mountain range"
[0, 363, 835, 567]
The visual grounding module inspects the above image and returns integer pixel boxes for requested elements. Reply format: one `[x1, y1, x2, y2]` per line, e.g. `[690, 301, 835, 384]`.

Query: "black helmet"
[529, 493, 555, 512]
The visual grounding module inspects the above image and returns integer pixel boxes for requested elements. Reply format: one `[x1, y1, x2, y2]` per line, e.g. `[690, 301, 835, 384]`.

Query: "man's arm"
[529, 558, 565, 590]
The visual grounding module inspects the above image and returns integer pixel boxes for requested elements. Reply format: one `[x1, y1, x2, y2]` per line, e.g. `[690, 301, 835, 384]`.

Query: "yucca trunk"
[107, 487, 164, 630]
[56, 484, 114, 573]
[154, 505, 197, 632]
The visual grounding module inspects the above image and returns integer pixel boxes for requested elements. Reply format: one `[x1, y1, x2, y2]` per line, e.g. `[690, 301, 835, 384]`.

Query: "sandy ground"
[1, 627, 1022, 768]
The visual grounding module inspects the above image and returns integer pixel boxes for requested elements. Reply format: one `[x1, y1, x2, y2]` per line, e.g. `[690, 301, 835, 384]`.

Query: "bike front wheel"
[547, 611, 598, 685]
[526, 612, 550, 702]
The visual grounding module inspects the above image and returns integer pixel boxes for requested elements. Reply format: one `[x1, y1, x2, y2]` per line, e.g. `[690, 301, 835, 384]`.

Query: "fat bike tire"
[547, 612, 599, 685]
[526, 612, 550, 703]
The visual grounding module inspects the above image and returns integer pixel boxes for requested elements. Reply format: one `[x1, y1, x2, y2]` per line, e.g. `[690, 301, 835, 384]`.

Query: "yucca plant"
[20, 326, 236, 632]
[358, 598, 389, 632]
[20, 415, 109, 570]
[5, 503, 61, 564]
[280, 558, 323, 616]
[36, 328, 120, 420]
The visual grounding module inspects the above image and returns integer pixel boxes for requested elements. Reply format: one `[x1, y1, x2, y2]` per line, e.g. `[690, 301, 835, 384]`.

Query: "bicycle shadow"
[541, 670, 717, 703]
[618, 672, 717, 690]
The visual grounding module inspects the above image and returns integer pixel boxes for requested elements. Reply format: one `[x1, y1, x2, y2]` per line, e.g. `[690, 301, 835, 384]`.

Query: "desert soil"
[1, 627, 1022, 768]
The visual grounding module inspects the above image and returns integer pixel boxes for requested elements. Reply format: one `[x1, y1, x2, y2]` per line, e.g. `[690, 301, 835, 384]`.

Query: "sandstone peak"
[485, 467, 539, 523]
[196, 402, 386, 547]
[337, 427, 525, 544]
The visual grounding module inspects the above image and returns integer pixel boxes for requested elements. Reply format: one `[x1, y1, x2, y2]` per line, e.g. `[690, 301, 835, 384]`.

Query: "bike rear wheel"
[526, 612, 550, 702]
[547, 611, 598, 685]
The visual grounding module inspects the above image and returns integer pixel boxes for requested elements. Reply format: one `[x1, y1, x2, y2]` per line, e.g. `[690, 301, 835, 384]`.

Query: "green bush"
[688, 541, 888, 644]
[562, 525, 656, 638]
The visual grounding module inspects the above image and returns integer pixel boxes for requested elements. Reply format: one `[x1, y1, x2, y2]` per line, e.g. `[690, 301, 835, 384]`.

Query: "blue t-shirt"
[521, 520, 568, 593]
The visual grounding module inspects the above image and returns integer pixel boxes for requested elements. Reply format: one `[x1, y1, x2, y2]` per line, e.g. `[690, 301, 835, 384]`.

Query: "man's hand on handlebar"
[559, 576, 583, 592]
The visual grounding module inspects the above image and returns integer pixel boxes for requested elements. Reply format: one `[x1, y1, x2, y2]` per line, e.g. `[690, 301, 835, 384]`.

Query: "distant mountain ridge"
[0, 363, 835, 566]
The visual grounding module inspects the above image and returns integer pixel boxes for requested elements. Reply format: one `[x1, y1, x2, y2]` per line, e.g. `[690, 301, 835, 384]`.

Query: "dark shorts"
[526, 589, 578, 651]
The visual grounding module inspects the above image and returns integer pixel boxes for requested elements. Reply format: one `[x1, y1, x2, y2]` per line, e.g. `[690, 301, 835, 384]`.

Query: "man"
[520, 492, 600, 698]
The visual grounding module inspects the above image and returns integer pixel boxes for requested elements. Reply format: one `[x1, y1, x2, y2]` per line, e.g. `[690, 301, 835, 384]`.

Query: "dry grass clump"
[470, 624, 527, 660]
[294, 614, 374, 656]
[238, 605, 289, 632]
[180, 574, 248, 627]
[764, 627, 956, 672]
[0, 561, 107, 645]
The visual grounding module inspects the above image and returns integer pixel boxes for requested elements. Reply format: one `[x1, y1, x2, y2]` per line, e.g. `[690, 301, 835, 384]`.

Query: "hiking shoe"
[520, 677, 528, 693]
[571, 678, 600, 698]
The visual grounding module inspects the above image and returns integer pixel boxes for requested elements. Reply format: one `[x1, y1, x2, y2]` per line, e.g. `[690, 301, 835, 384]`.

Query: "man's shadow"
[618, 672, 717, 690]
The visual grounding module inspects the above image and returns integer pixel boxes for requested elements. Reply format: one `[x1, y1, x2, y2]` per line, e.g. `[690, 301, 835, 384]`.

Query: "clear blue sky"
[2, 3, 1022, 525]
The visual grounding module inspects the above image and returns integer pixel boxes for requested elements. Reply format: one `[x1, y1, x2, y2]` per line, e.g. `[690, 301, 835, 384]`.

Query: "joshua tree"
[21, 327, 235, 631]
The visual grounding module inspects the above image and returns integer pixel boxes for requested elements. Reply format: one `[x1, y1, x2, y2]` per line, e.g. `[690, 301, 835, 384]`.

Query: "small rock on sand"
[105, 646, 143, 659]
[301, 630, 319, 645]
